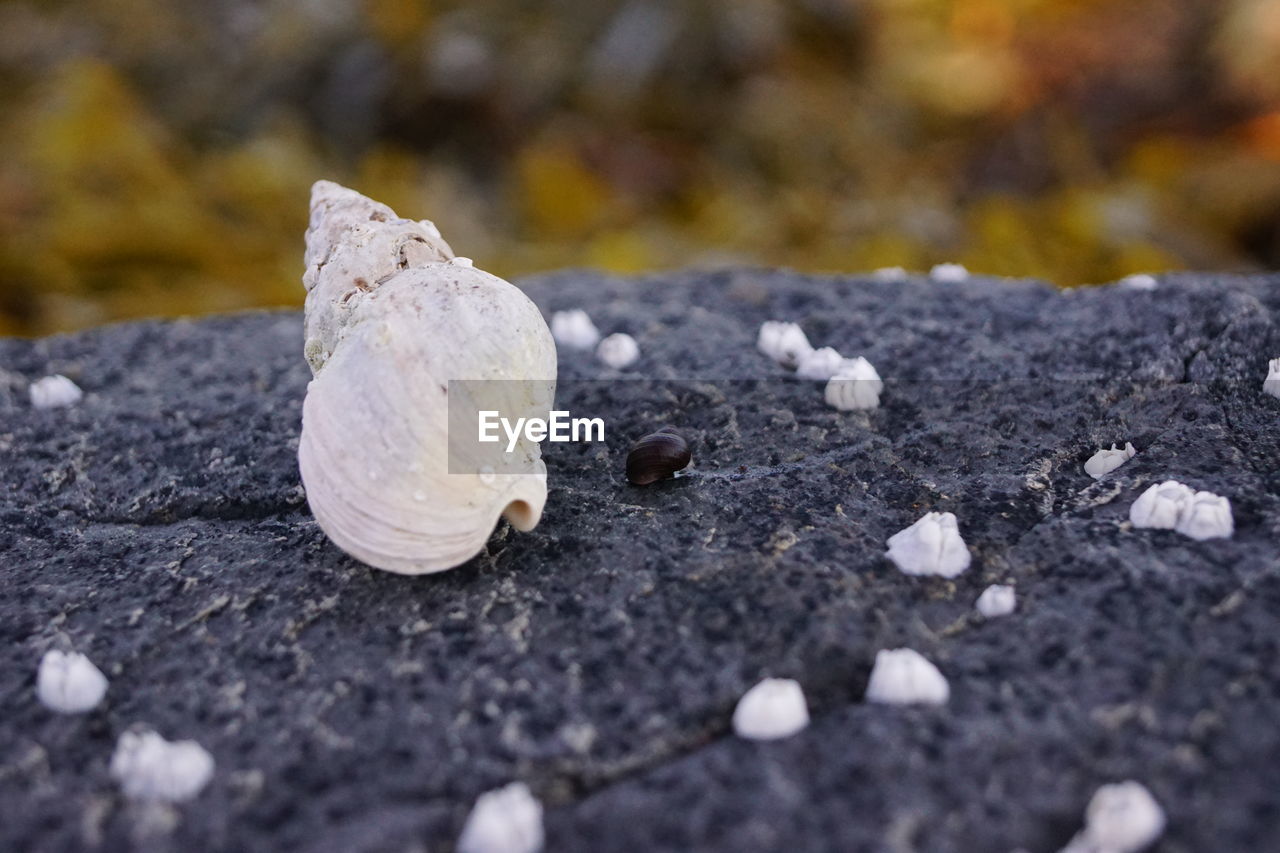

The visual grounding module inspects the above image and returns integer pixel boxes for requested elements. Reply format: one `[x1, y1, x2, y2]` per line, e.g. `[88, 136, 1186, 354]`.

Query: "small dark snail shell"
[626, 428, 692, 485]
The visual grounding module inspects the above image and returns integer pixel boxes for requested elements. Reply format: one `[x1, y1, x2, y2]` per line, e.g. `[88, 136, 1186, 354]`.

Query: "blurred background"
[1, 0, 1279, 336]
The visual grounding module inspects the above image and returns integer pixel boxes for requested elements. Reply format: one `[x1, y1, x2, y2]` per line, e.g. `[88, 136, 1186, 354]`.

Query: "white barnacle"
[975, 584, 1016, 618]
[795, 347, 847, 381]
[929, 262, 969, 283]
[36, 650, 108, 714]
[1060, 780, 1165, 853]
[1119, 273, 1158, 291]
[457, 781, 544, 853]
[732, 678, 810, 741]
[1129, 481, 1233, 540]
[1176, 491, 1233, 541]
[824, 357, 883, 411]
[885, 511, 971, 578]
[596, 332, 639, 369]
[110, 729, 214, 802]
[871, 266, 908, 282]
[865, 648, 949, 706]
[1264, 357, 1280, 399]
[550, 309, 600, 350]
[29, 375, 83, 409]
[1084, 442, 1136, 479]
[450, 256, 475, 267]
[757, 321, 813, 369]
[1128, 480, 1194, 530]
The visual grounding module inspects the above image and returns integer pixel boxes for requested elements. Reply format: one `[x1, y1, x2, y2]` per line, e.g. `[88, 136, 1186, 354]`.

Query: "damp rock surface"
[2, 270, 1279, 852]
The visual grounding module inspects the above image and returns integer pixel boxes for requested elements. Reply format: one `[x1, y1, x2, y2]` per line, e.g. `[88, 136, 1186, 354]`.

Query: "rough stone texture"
[2, 269, 1279, 852]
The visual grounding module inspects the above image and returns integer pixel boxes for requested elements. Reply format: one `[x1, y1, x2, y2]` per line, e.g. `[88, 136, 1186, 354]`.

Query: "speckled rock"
[2, 270, 1279, 852]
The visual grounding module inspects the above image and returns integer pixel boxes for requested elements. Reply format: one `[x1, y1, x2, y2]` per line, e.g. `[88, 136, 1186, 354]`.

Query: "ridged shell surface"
[298, 181, 557, 575]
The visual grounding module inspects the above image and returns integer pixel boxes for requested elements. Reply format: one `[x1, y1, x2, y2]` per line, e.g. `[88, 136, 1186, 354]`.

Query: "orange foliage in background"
[1, 0, 1279, 335]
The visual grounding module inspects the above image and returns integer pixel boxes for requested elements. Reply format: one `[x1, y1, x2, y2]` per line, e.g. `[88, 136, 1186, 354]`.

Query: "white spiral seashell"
[298, 181, 557, 575]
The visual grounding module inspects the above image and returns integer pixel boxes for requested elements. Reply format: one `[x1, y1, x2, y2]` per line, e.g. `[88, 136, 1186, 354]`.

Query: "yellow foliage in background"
[1, 0, 1279, 335]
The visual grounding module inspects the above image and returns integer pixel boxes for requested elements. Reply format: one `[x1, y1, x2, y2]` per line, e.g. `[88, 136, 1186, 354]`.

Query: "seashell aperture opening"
[298, 181, 557, 575]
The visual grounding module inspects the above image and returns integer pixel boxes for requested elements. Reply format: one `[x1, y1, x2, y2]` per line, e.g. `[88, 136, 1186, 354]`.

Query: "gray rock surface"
[2, 269, 1279, 852]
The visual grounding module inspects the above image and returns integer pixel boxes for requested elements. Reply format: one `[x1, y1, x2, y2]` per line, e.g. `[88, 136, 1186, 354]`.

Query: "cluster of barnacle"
[549, 307, 698, 488]
[757, 321, 884, 412]
[33, 649, 214, 803]
[1130, 481, 1234, 540]
[550, 308, 640, 369]
[721, 292, 1265, 853]
[1080, 440, 1235, 540]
